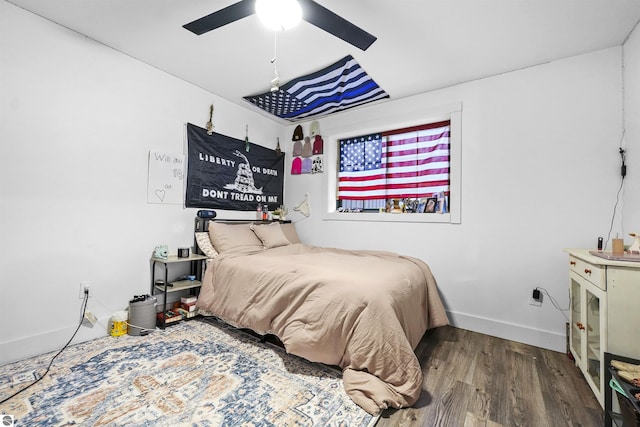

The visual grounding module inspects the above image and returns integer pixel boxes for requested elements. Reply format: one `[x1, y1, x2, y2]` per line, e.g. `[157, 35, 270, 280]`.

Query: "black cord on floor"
[0, 292, 89, 405]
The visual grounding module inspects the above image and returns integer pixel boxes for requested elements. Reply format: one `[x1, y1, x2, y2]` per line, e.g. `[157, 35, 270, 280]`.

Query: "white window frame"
[322, 104, 461, 224]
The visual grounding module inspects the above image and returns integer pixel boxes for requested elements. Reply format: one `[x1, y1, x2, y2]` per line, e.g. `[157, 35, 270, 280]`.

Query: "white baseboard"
[447, 310, 567, 353]
[2, 310, 567, 365]
[0, 316, 111, 365]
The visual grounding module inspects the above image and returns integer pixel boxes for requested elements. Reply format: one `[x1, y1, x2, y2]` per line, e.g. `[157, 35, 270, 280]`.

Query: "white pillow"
[209, 222, 264, 254]
[251, 222, 292, 249]
[195, 232, 218, 258]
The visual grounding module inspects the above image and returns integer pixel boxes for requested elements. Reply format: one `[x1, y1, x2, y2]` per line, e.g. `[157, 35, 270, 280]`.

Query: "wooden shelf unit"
[565, 248, 640, 407]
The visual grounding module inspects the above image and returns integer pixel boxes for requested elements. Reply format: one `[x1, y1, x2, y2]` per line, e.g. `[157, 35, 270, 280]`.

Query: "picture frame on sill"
[416, 199, 427, 213]
[425, 197, 437, 213]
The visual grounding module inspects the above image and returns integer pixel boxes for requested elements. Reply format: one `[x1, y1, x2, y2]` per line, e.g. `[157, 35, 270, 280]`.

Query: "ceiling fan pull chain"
[270, 31, 280, 92]
[272, 30, 277, 63]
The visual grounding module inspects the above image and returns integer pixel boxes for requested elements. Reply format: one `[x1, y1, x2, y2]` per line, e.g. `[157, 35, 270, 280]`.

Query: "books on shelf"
[179, 296, 198, 314]
[177, 307, 199, 319]
[157, 310, 182, 324]
[181, 302, 197, 312]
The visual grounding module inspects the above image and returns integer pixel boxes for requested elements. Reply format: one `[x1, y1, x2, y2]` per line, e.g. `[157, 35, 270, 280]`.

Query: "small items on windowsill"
[629, 232, 640, 255]
[390, 199, 402, 213]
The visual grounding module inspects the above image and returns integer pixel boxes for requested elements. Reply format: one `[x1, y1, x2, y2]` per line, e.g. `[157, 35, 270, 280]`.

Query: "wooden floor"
[375, 326, 603, 427]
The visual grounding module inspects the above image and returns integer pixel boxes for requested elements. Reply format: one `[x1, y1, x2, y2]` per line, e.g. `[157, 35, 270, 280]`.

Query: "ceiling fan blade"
[299, 0, 377, 51]
[183, 0, 256, 35]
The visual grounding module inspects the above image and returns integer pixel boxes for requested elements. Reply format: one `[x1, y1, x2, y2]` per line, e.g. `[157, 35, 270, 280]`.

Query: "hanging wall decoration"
[309, 121, 320, 138]
[245, 124, 250, 152]
[289, 122, 324, 175]
[311, 133, 324, 173]
[291, 124, 303, 175]
[310, 122, 324, 174]
[311, 156, 323, 174]
[185, 123, 284, 210]
[312, 135, 323, 154]
[147, 150, 185, 205]
[206, 104, 214, 135]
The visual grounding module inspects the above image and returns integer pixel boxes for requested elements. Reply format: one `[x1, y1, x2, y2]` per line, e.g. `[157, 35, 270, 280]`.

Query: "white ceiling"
[8, 0, 640, 123]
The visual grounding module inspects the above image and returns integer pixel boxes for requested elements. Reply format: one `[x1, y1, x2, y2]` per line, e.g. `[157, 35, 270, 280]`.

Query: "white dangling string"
[270, 31, 280, 92]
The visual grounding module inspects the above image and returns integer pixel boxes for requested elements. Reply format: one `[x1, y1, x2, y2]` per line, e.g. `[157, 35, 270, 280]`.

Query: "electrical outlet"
[529, 288, 542, 306]
[79, 282, 92, 299]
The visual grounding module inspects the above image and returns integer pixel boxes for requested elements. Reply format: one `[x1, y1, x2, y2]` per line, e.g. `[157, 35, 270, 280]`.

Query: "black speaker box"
[197, 210, 217, 218]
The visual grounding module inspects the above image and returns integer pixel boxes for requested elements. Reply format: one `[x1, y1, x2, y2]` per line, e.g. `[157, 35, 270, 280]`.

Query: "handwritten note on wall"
[147, 150, 184, 205]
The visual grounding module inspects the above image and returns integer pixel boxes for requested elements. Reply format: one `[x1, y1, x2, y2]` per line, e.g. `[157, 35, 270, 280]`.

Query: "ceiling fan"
[183, 0, 377, 51]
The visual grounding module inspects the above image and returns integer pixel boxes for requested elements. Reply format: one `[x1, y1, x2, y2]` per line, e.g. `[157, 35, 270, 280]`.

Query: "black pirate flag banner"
[185, 123, 284, 210]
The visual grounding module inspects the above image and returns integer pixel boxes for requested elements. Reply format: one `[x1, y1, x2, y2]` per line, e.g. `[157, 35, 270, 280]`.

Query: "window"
[322, 105, 461, 224]
[337, 121, 451, 213]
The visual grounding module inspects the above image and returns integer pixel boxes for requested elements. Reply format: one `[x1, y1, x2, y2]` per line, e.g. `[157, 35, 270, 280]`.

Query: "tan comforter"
[197, 243, 448, 415]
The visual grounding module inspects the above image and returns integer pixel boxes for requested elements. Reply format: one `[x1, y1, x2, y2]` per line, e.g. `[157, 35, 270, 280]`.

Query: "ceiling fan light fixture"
[255, 0, 302, 31]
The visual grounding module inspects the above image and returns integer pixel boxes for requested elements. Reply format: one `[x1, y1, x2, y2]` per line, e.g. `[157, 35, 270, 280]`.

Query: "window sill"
[322, 211, 452, 223]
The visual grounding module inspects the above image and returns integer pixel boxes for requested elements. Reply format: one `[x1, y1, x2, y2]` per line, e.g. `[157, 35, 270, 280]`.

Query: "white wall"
[0, 2, 285, 364]
[2, 0, 636, 363]
[623, 23, 640, 231]
[285, 46, 635, 352]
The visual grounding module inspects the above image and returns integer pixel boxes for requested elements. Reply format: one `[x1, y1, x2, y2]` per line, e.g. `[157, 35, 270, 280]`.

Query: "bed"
[194, 219, 449, 415]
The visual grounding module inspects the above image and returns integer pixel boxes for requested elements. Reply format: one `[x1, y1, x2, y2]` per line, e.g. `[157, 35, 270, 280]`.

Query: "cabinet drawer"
[569, 256, 605, 290]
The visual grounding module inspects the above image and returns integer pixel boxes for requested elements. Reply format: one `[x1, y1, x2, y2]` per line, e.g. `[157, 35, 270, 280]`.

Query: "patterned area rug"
[0, 318, 377, 426]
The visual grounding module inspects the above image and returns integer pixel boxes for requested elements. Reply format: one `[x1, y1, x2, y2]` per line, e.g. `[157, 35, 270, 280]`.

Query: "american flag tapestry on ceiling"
[243, 55, 389, 122]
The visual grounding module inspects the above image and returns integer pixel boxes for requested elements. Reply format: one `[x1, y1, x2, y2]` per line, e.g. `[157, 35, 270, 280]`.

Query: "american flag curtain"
[244, 55, 389, 121]
[338, 121, 450, 202]
[338, 134, 385, 201]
